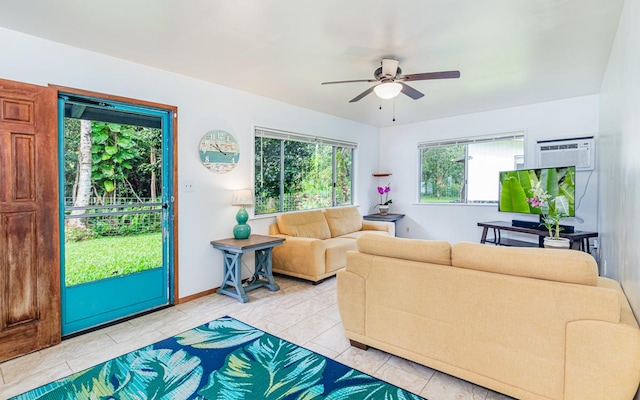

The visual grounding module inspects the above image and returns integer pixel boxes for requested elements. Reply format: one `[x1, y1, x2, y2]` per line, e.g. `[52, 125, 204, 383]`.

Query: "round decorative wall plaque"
[198, 130, 239, 174]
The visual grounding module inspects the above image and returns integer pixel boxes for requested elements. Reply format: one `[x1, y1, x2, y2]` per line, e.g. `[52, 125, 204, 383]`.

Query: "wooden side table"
[210, 234, 285, 303]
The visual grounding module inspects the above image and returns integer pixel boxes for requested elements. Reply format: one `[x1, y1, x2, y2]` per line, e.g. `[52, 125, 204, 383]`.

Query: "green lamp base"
[233, 224, 251, 239]
[233, 207, 251, 239]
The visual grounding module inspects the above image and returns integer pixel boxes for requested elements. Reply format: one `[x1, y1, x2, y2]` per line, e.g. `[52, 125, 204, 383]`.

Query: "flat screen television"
[498, 166, 575, 217]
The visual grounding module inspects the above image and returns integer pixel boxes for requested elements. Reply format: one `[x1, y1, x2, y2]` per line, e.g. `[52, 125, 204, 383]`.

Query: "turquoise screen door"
[59, 94, 174, 336]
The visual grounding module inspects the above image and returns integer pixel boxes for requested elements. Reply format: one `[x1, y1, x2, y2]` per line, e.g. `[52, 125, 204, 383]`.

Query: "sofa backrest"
[324, 207, 363, 238]
[276, 209, 331, 239]
[357, 234, 452, 266]
[451, 242, 598, 286]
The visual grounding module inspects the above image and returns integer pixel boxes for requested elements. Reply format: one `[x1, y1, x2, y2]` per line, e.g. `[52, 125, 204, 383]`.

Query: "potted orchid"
[375, 184, 392, 215]
[527, 182, 570, 248]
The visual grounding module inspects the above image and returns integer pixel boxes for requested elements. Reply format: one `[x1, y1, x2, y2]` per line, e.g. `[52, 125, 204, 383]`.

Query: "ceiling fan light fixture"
[374, 82, 402, 99]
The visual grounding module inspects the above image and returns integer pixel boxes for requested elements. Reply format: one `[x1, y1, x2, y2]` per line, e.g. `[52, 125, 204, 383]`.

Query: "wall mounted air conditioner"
[536, 137, 595, 171]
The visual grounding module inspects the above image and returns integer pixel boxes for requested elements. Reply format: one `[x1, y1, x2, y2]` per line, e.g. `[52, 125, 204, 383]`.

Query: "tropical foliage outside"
[254, 137, 353, 215]
[64, 118, 161, 210]
[63, 117, 163, 285]
[420, 145, 465, 202]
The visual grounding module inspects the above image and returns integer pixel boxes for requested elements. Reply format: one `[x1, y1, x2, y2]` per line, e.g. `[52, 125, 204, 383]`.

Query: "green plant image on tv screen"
[498, 166, 575, 217]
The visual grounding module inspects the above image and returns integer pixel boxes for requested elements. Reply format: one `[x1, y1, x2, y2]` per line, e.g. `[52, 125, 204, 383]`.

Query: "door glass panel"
[62, 111, 163, 286]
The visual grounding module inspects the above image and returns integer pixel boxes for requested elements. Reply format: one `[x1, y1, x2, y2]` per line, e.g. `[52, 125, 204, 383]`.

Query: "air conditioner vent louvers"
[536, 138, 595, 171]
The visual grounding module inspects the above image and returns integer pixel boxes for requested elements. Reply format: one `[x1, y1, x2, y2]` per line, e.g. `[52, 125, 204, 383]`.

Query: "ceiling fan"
[321, 58, 460, 103]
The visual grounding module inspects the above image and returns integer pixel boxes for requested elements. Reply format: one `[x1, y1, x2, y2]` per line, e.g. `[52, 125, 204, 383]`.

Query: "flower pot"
[543, 237, 570, 249]
[378, 205, 389, 216]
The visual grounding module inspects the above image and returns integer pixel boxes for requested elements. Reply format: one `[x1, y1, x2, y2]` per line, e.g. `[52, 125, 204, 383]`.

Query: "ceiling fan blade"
[400, 70, 461, 81]
[381, 58, 400, 78]
[321, 79, 377, 85]
[349, 85, 377, 102]
[399, 82, 425, 100]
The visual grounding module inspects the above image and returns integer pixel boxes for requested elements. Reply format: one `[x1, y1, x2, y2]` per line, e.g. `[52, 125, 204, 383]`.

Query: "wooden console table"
[210, 235, 285, 303]
[477, 221, 598, 252]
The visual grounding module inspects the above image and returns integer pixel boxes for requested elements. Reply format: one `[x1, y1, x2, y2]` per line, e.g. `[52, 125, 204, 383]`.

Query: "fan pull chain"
[393, 98, 396, 122]
[379, 98, 382, 110]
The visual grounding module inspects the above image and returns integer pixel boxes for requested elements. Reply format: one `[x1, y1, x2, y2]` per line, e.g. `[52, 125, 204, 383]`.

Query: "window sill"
[412, 202, 498, 207]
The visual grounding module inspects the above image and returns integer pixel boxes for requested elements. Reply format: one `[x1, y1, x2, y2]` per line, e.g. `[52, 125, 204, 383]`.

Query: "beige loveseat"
[337, 234, 640, 400]
[268, 207, 394, 283]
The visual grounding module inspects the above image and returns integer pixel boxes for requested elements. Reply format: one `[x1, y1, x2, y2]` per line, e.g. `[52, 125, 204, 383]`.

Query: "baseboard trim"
[177, 288, 218, 304]
[177, 276, 268, 304]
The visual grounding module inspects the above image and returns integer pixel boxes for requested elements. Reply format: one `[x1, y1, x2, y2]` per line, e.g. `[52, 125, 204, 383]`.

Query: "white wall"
[599, 0, 640, 331]
[0, 27, 379, 298]
[379, 95, 600, 245]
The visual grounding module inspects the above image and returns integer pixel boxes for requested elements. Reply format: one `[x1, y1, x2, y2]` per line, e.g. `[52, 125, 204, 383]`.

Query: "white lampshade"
[374, 82, 402, 99]
[232, 189, 253, 206]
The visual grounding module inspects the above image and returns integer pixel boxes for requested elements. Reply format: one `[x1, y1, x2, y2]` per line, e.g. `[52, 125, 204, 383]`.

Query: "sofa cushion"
[324, 237, 358, 272]
[324, 207, 363, 238]
[276, 210, 331, 240]
[451, 242, 598, 286]
[357, 234, 452, 266]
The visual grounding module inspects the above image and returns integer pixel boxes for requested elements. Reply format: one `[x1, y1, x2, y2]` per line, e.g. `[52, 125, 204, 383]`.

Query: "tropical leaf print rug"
[12, 316, 425, 399]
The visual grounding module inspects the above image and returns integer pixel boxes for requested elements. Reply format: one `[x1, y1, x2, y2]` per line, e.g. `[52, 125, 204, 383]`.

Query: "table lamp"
[232, 189, 253, 239]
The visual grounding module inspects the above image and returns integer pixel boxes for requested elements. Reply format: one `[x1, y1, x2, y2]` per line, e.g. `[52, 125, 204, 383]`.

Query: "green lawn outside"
[65, 233, 162, 286]
[419, 196, 461, 203]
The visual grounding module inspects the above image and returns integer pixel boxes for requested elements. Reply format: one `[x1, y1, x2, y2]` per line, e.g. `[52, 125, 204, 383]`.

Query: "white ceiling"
[0, 0, 624, 127]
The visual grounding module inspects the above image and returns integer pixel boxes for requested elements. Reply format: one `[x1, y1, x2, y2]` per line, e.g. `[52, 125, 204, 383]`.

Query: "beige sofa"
[337, 234, 640, 400]
[268, 207, 394, 283]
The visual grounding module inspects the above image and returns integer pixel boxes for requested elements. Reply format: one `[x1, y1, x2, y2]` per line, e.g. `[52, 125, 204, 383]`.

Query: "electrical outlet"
[405, 226, 410, 233]
[183, 180, 195, 192]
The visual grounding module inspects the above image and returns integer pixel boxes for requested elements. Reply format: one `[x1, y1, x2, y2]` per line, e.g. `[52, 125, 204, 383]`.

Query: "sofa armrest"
[271, 235, 326, 277]
[337, 261, 366, 336]
[565, 320, 640, 399]
[268, 223, 281, 235]
[565, 278, 640, 399]
[362, 220, 395, 236]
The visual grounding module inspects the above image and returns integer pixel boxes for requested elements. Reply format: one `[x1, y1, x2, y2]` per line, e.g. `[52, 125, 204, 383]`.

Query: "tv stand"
[478, 221, 597, 252]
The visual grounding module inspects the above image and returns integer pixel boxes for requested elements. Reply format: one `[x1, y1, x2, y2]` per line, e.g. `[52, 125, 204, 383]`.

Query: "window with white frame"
[254, 127, 355, 215]
[418, 133, 524, 204]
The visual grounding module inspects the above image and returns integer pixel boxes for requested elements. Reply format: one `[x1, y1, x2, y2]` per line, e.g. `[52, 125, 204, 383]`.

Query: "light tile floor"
[0, 277, 515, 400]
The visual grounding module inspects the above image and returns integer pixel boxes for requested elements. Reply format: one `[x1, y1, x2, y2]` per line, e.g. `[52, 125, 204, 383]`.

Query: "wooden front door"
[0, 78, 60, 362]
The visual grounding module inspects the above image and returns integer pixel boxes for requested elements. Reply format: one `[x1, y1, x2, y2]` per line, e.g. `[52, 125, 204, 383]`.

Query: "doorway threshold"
[62, 303, 174, 340]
